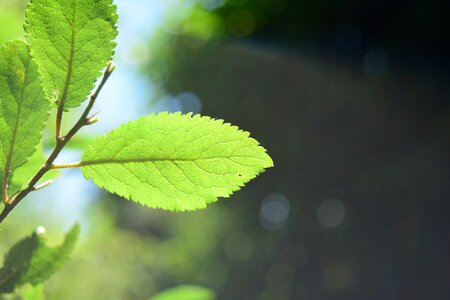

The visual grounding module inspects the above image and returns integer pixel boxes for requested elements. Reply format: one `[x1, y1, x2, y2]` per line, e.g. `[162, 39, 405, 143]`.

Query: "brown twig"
[0, 63, 115, 225]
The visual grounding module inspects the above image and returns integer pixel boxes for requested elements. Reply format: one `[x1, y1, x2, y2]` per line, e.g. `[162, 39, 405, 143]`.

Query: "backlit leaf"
[0, 40, 50, 197]
[0, 224, 80, 293]
[82, 113, 273, 211]
[25, 0, 118, 108]
[0, 284, 45, 300]
[148, 285, 216, 300]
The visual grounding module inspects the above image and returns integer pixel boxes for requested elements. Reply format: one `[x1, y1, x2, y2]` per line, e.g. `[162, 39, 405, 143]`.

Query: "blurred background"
[1, 0, 449, 299]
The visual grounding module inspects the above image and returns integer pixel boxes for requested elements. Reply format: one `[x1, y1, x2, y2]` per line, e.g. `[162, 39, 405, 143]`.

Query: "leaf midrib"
[81, 155, 269, 167]
[2, 55, 31, 200]
[58, 0, 77, 109]
[0, 265, 25, 290]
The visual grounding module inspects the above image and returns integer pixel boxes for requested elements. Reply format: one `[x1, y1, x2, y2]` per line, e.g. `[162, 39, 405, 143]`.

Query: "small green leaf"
[0, 40, 50, 196]
[20, 224, 80, 286]
[0, 284, 45, 300]
[0, 232, 38, 293]
[25, 0, 118, 109]
[82, 112, 273, 211]
[0, 224, 80, 293]
[148, 285, 216, 300]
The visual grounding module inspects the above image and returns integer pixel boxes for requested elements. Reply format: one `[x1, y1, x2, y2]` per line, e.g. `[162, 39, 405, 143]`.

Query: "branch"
[49, 162, 83, 169]
[33, 180, 54, 191]
[0, 63, 115, 225]
[55, 99, 64, 140]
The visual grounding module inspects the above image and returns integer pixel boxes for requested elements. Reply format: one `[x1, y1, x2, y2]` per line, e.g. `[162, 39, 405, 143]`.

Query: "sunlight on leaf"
[82, 112, 273, 211]
[148, 285, 216, 300]
[0, 224, 80, 293]
[25, 0, 118, 108]
[0, 40, 50, 200]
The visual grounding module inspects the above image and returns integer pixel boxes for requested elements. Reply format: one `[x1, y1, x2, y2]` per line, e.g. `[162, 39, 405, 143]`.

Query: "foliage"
[82, 112, 272, 211]
[0, 41, 50, 200]
[25, 0, 118, 109]
[0, 284, 45, 300]
[0, 225, 79, 294]
[148, 285, 216, 300]
[0, 0, 272, 297]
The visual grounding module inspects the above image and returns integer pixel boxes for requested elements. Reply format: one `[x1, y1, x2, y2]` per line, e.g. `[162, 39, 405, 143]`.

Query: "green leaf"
[0, 284, 45, 300]
[0, 40, 50, 195]
[25, 0, 118, 109]
[20, 224, 80, 286]
[0, 233, 38, 293]
[82, 113, 273, 211]
[0, 224, 80, 293]
[20, 284, 45, 300]
[148, 285, 216, 300]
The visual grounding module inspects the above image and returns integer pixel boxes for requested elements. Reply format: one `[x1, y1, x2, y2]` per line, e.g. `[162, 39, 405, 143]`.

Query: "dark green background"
[1, 0, 448, 299]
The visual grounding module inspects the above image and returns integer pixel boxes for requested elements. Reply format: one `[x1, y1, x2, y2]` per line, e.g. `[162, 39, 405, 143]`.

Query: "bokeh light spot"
[260, 193, 290, 230]
[177, 92, 202, 113]
[317, 198, 345, 228]
[35, 226, 46, 235]
[166, 92, 202, 114]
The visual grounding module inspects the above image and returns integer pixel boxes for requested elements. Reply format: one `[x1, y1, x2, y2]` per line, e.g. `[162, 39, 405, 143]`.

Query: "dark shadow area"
[136, 1, 449, 298]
